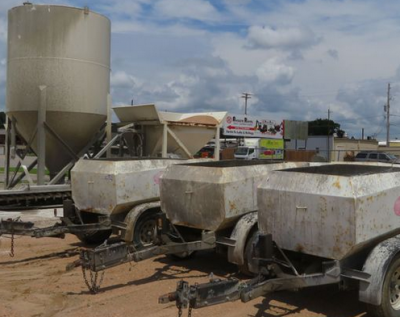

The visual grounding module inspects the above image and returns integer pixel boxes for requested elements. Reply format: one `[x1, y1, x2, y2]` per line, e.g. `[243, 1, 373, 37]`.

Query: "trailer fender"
[227, 212, 258, 266]
[122, 202, 161, 243]
[359, 236, 400, 305]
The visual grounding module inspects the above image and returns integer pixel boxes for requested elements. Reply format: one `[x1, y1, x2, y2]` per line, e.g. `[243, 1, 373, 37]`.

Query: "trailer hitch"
[159, 276, 242, 314]
[0, 217, 111, 239]
[0, 217, 34, 233]
[1, 217, 111, 258]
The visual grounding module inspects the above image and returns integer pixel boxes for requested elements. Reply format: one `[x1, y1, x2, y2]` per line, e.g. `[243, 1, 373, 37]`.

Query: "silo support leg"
[8, 128, 38, 188]
[49, 124, 108, 184]
[166, 126, 193, 158]
[10, 117, 16, 159]
[37, 86, 47, 185]
[106, 94, 112, 158]
[215, 125, 220, 161]
[4, 116, 10, 188]
[9, 159, 38, 188]
[48, 162, 74, 185]
[43, 122, 78, 161]
[162, 123, 168, 158]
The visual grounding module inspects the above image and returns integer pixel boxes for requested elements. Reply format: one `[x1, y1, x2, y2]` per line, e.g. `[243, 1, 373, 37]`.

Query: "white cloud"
[2, 0, 400, 140]
[154, 0, 220, 21]
[111, 71, 138, 88]
[97, 0, 142, 17]
[0, 19, 6, 43]
[246, 25, 320, 51]
[256, 58, 294, 85]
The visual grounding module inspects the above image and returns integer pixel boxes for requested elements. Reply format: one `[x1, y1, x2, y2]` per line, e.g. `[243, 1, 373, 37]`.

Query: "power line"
[371, 117, 387, 138]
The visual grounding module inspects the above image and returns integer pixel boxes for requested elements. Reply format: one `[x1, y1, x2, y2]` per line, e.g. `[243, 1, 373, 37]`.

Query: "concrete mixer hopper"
[113, 104, 226, 159]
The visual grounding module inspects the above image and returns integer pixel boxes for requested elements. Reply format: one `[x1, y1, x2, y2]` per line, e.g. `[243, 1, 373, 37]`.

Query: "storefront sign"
[223, 114, 283, 139]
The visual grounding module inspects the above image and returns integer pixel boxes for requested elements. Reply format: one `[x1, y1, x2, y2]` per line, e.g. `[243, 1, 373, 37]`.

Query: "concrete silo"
[6, 3, 110, 185]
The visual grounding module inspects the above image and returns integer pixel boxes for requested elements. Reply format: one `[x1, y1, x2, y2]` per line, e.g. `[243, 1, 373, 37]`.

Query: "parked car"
[355, 151, 400, 163]
[194, 146, 215, 158]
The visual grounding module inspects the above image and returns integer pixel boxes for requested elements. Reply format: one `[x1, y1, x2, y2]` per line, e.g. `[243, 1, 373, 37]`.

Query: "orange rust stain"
[229, 201, 236, 211]
[295, 244, 304, 253]
[332, 179, 341, 189]
[332, 244, 342, 256]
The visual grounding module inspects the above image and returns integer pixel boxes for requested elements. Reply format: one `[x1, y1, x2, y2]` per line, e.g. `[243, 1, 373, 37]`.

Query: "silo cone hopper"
[5, 4, 111, 188]
[113, 104, 227, 159]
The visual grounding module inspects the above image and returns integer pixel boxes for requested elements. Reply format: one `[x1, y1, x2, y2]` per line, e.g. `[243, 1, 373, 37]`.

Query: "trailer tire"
[133, 211, 157, 249]
[238, 229, 259, 277]
[75, 212, 112, 245]
[367, 255, 400, 317]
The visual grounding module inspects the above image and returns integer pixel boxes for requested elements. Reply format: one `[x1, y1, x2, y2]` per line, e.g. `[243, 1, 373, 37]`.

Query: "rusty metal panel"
[161, 161, 310, 231]
[71, 158, 189, 216]
[258, 164, 400, 260]
[284, 120, 308, 140]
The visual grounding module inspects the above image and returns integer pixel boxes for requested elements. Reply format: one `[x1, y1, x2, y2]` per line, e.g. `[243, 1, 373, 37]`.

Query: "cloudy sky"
[1, 0, 400, 139]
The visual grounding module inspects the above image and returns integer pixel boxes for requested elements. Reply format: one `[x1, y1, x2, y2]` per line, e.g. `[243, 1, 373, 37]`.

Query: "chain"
[176, 305, 192, 317]
[128, 245, 137, 271]
[9, 230, 15, 257]
[81, 266, 105, 294]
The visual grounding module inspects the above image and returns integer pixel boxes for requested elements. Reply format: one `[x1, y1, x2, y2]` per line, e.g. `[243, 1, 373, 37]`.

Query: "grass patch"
[0, 167, 50, 175]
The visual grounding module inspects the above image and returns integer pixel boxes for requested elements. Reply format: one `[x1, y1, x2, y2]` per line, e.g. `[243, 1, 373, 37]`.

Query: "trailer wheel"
[75, 212, 112, 245]
[134, 212, 157, 248]
[368, 255, 400, 317]
[77, 229, 112, 245]
[238, 229, 259, 276]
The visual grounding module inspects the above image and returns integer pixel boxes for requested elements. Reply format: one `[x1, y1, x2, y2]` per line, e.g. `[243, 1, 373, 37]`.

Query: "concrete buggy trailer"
[0, 158, 194, 245]
[77, 160, 311, 291]
[160, 163, 400, 317]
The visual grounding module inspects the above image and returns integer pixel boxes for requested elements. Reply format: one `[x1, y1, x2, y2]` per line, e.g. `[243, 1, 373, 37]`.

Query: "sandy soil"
[0, 215, 369, 317]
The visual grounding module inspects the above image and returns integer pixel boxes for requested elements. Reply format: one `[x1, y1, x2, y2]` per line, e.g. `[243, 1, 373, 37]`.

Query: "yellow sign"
[259, 139, 284, 159]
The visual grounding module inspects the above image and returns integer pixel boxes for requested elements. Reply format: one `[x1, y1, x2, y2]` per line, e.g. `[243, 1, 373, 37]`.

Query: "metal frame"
[0, 217, 111, 238]
[158, 234, 374, 312]
[4, 107, 108, 189]
[80, 220, 217, 272]
[3, 87, 112, 190]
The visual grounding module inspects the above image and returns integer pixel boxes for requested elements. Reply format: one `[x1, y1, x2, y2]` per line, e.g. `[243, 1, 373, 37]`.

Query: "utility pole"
[386, 83, 391, 146]
[327, 108, 331, 162]
[241, 93, 252, 115]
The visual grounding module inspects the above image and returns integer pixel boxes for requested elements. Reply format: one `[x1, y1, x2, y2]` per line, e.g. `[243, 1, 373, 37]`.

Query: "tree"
[0, 112, 5, 129]
[308, 118, 345, 137]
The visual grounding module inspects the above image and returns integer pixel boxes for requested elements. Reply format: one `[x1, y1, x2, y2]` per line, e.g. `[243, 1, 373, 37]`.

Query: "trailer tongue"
[158, 258, 344, 312]
[158, 249, 376, 315]
[0, 216, 110, 239]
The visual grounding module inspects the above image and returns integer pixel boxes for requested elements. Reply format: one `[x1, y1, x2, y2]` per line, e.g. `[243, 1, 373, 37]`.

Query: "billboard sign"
[259, 139, 284, 159]
[284, 120, 308, 140]
[223, 114, 283, 139]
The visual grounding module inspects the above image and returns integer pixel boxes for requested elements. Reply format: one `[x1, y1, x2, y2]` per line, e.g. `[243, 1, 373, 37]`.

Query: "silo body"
[6, 4, 110, 175]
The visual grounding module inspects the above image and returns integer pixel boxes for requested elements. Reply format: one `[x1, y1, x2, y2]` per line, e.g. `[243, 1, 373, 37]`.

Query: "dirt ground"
[0, 214, 369, 317]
